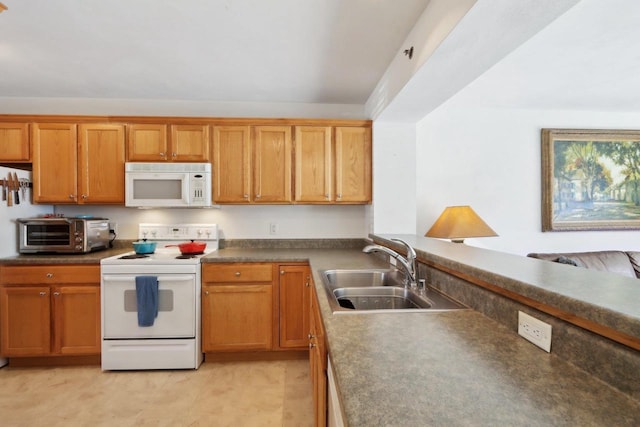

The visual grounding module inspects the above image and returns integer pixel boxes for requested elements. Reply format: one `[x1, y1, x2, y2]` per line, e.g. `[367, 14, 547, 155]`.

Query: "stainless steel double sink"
[319, 269, 468, 313]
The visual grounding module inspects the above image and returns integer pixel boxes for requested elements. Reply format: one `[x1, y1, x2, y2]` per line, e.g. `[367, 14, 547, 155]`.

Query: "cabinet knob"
[159, 152, 166, 158]
[255, 194, 261, 199]
[39, 291, 47, 296]
[235, 272, 241, 276]
[280, 271, 285, 275]
[309, 342, 316, 349]
[337, 193, 342, 199]
[204, 291, 209, 296]
[308, 333, 314, 340]
[53, 291, 60, 297]
[81, 194, 87, 200]
[243, 194, 249, 199]
[46, 273, 53, 278]
[172, 152, 177, 158]
[325, 194, 330, 199]
[69, 194, 75, 199]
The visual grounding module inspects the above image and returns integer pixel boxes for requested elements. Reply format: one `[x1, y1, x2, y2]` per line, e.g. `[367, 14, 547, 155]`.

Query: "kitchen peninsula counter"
[203, 244, 640, 426]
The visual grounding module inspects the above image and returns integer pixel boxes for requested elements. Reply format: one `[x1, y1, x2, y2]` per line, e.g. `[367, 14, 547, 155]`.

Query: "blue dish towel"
[135, 276, 159, 327]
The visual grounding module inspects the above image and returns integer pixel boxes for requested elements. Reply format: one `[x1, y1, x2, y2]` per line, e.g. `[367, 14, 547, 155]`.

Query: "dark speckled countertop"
[2, 240, 639, 425]
[203, 245, 640, 425]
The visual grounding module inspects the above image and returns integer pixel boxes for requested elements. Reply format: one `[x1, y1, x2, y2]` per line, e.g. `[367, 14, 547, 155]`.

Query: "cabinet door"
[170, 124, 210, 162]
[32, 123, 78, 203]
[253, 126, 292, 203]
[335, 127, 372, 203]
[52, 285, 101, 355]
[202, 283, 273, 352]
[310, 285, 327, 426]
[212, 126, 251, 203]
[294, 127, 332, 203]
[78, 124, 125, 204]
[279, 265, 311, 349]
[0, 286, 51, 356]
[127, 124, 168, 161]
[0, 122, 30, 161]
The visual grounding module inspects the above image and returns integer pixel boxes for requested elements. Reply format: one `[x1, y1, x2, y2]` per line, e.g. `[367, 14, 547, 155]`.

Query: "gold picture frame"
[542, 128, 640, 231]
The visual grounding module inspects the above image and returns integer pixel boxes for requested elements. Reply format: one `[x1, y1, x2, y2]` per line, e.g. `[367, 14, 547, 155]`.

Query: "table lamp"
[425, 205, 497, 243]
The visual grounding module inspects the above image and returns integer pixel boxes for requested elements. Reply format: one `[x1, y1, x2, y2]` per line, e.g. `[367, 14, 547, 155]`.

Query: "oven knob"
[75, 245, 82, 250]
[75, 237, 83, 242]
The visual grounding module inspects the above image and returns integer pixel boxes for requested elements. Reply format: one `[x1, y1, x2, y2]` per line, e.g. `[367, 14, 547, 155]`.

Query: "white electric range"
[100, 223, 218, 370]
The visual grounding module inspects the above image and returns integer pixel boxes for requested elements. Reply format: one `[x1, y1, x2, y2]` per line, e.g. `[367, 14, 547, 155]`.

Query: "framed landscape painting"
[542, 128, 640, 231]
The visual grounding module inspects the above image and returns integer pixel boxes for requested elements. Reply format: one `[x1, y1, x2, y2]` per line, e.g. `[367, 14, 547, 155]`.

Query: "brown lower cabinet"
[309, 284, 328, 426]
[201, 262, 311, 353]
[0, 265, 101, 357]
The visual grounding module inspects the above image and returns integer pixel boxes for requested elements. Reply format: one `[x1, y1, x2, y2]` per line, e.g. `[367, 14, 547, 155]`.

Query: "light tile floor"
[0, 359, 313, 427]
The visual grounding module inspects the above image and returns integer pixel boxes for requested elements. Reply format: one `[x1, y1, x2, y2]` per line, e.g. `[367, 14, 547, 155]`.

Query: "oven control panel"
[138, 223, 218, 242]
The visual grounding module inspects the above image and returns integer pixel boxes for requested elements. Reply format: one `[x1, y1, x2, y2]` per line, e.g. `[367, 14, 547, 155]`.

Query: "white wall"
[0, 97, 366, 119]
[0, 166, 52, 257]
[417, 106, 640, 255]
[371, 122, 416, 234]
[55, 204, 369, 240]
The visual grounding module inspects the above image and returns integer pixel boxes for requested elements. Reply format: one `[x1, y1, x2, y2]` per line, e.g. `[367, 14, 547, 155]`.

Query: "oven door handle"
[102, 275, 195, 283]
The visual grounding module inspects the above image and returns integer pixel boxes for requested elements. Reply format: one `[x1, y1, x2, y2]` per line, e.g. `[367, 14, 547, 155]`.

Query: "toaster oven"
[18, 217, 110, 254]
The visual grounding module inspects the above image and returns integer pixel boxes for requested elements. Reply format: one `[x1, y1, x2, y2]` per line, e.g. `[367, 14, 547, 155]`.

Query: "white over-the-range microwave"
[125, 162, 213, 208]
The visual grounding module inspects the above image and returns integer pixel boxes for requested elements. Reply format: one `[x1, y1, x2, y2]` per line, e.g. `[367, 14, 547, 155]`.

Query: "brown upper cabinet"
[295, 126, 371, 204]
[213, 125, 292, 204]
[0, 122, 30, 162]
[127, 123, 210, 162]
[335, 127, 372, 203]
[32, 123, 125, 204]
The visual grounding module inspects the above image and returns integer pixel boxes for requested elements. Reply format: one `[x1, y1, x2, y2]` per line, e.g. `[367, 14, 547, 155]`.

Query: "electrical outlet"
[269, 223, 278, 235]
[518, 311, 552, 352]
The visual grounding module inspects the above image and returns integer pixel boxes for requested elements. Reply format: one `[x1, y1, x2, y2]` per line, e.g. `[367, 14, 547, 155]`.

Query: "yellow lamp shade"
[425, 206, 497, 243]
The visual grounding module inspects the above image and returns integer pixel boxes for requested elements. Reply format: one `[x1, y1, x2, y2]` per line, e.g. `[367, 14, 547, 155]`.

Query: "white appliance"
[125, 162, 212, 208]
[100, 223, 218, 370]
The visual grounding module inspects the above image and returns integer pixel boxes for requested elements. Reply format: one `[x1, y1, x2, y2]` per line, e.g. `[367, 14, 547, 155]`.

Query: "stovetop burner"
[119, 254, 150, 260]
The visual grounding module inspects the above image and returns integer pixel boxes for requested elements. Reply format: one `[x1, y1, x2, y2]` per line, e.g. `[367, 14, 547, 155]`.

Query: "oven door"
[102, 274, 196, 339]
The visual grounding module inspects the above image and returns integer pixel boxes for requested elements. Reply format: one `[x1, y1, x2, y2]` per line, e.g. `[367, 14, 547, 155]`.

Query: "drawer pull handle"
[53, 291, 60, 297]
[39, 291, 47, 296]
[235, 272, 241, 277]
[46, 273, 53, 278]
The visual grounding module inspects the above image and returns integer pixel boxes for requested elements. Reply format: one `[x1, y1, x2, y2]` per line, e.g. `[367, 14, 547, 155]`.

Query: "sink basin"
[322, 269, 406, 288]
[333, 287, 431, 310]
[319, 269, 468, 313]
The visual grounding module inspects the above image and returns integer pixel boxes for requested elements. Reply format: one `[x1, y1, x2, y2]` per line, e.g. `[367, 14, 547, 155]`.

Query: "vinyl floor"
[0, 359, 314, 427]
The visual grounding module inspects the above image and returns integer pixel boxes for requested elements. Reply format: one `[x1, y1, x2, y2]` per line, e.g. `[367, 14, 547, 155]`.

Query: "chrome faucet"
[363, 239, 417, 288]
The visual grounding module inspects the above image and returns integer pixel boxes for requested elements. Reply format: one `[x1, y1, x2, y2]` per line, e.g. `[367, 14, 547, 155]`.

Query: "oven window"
[123, 290, 175, 312]
[133, 180, 182, 200]
[26, 224, 70, 245]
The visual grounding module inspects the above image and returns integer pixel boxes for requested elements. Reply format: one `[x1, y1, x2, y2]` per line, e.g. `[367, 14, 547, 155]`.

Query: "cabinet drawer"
[0, 265, 100, 285]
[203, 263, 273, 283]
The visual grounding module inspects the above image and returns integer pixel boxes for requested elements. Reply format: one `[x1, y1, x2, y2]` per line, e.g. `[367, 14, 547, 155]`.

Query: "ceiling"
[0, 0, 430, 105]
[445, 0, 640, 112]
